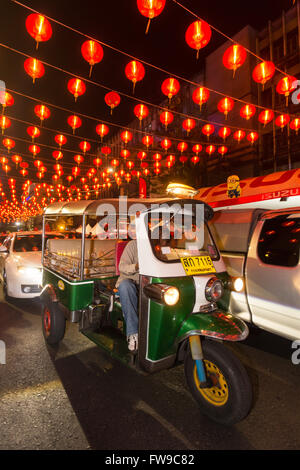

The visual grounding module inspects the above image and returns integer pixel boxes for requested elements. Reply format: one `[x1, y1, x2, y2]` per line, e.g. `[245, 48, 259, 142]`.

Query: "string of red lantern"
[1, 41, 299, 136]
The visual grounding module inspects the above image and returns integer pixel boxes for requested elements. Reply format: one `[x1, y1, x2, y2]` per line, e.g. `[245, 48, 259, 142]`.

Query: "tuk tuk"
[40, 198, 252, 425]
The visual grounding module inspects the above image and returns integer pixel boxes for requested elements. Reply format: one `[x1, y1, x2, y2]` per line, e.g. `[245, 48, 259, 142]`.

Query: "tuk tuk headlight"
[205, 277, 224, 302]
[163, 287, 180, 306]
[144, 283, 180, 306]
[233, 277, 244, 292]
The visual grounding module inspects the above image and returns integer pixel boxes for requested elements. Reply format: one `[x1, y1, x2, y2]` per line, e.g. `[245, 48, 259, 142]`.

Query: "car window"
[258, 215, 300, 267]
[13, 234, 63, 253]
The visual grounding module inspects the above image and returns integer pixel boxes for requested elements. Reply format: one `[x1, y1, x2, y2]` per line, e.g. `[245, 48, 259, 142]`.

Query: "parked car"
[0, 231, 64, 299]
[209, 207, 300, 341]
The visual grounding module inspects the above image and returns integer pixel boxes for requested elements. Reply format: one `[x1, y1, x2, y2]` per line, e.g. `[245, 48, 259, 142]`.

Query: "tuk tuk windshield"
[147, 213, 219, 263]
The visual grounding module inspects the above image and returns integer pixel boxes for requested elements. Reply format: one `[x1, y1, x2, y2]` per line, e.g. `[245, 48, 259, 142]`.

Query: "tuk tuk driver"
[115, 220, 139, 352]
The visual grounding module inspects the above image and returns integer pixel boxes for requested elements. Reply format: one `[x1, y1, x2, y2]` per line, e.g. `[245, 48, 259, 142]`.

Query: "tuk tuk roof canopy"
[44, 198, 214, 220]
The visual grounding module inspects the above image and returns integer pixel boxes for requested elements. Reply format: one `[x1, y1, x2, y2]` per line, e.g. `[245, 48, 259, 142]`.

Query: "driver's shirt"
[116, 240, 139, 288]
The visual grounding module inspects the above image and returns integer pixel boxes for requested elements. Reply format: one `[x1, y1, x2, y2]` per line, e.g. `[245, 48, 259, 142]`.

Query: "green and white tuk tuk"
[41, 198, 252, 425]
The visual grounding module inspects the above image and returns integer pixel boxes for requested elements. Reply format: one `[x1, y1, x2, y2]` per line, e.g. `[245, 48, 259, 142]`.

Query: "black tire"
[184, 339, 252, 425]
[41, 296, 66, 345]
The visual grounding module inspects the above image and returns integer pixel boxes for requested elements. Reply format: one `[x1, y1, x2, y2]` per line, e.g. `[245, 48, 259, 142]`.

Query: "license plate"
[181, 256, 216, 276]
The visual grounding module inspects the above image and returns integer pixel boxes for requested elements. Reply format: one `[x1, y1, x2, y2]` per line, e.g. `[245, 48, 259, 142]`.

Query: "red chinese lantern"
[20, 161, 29, 169]
[179, 155, 188, 165]
[34, 105, 50, 124]
[121, 130, 133, 145]
[68, 78, 86, 102]
[20, 169, 28, 177]
[252, 61, 275, 88]
[1, 156, 8, 165]
[177, 141, 188, 153]
[182, 118, 196, 135]
[275, 114, 290, 130]
[101, 146, 112, 157]
[137, 0, 166, 33]
[134, 104, 149, 124]
[167, 154, 175, 164]
[111, 159, 120, 168]
[126, 161, 135, 170]
[125, 61, 145, 93]
[52, 151, 63, 161]
[247, 132, 259, 144]
[27, 126, 40, 141]
[66, 176, 74, 185]
[142, 135, 153, 148]
[218, 97, 234, 119]
[233, 130, 246, 143]
[218, 145, 228, 156]
[2, 92, 14, 115]
[24, 58, 45, 83]
[137, 151, 147, 161]
[72, 166, 80, 178]
[192, 87, 210, 111]
[29, 144, 40, 157]
[191, 155, 200, 165]
[223, 44, 247, 77]
[105, 91, 121, 114]
[153, 153, 162, 162]
[192, 144, 202, 154]
[240, 104, 256, 120]
[96, 123, 109, 141]
[121, 149, 131, 159]
[290, 118, 300, 134]
[0, 116, 11, 134]
[186, 20, 212, 59]
[219, 127, 231, 140]
[12, 154, 22, 167]
[93, 158, 103, 168]
[79, 141, 91, 154]
[74, 155, 84, 165]
[26, 14, 52, 49]
[2, 138, 15, 152]
[55, 134, 67, 148]
[202, 124, 215, 139]
[33, 160, 42, 169]
[68, 115, 82, 134]
[160, 110, 174, 130]
[161, 78, 180, 102]
[160, 138, 172, 152]
[81, 40, 104, 77]
[206, 145, 216, 156]
[276, 75, 297, 105]
[258, 109, 274, 126]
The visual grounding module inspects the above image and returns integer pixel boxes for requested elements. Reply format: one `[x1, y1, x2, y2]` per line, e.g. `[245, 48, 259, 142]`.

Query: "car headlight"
[232, 277, 244, 292]
[144, 283, 180, 306]
[17, 266, 42, 277]
[205, 277, 224, 302]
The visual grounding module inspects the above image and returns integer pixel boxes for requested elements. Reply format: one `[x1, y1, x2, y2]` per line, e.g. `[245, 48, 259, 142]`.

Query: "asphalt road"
[0, 291, 300, 451]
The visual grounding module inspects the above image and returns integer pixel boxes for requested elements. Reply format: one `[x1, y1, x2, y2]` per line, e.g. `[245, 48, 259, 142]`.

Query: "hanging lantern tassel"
[145, 17, 151, 34]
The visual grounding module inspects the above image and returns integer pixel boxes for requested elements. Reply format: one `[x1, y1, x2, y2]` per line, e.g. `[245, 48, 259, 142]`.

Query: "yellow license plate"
[181, 256, 216, 276]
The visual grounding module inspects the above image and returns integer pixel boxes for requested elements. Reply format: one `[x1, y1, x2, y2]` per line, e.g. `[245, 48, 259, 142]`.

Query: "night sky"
[0, 0, 295, 191]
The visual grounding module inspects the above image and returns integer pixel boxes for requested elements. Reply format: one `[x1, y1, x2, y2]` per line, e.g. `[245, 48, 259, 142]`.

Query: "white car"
[0, 231, 64, 299]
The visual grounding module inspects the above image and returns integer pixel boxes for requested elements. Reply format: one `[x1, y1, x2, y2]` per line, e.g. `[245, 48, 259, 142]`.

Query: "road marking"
[135, 400, 196, 450]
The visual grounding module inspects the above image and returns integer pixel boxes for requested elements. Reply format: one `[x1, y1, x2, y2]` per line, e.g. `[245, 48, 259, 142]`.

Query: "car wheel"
[42, 296, 66, 345]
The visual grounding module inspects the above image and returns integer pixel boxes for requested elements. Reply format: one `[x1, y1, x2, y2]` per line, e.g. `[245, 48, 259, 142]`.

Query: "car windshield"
[147, 212, 219, 263]
[13, 234, 63, 253]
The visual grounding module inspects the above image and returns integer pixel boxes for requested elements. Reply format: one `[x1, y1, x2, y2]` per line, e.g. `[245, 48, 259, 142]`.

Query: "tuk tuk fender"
[177, 310, 249, 344]
[40, 284, 58, 304]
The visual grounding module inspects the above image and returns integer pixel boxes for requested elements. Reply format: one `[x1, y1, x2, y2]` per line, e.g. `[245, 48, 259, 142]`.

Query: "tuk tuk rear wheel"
[184, 339, 252, 425]
[42, 298, 66, 346]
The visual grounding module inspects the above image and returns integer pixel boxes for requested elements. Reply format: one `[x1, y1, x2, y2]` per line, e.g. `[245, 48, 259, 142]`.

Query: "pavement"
[0, 292, 300, 451]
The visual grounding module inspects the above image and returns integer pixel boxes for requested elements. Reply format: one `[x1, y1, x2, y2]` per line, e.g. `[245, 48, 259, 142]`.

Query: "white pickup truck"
[209, 207, 300, 341]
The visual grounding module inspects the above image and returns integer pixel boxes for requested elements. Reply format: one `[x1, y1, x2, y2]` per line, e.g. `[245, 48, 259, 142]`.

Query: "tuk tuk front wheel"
[42, 299, 66, 346]
[184, 339, 252, 425]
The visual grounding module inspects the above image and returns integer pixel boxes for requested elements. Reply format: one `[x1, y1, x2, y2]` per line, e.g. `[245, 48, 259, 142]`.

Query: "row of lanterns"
[24, 11, 299, 107]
